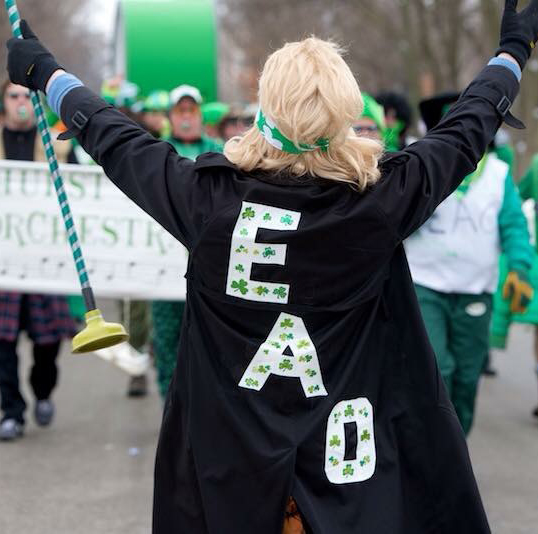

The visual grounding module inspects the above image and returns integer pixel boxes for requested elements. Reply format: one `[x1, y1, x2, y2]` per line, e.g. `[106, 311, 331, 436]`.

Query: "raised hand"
[6, 20, 62, 92]
[497, 0, 538, 69]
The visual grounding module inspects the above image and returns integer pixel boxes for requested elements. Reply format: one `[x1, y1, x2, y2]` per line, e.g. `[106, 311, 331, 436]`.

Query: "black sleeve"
[59, 86, 200, 250]
[371, 65, 520, 242]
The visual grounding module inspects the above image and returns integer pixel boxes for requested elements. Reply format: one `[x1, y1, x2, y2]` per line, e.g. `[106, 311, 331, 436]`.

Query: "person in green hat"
[351, 93, 385, 142]
[405, 91, 533, 435]
[201, 101, 229, 140]
[491, 152, 538, 417]
[139, 89, 170, 139]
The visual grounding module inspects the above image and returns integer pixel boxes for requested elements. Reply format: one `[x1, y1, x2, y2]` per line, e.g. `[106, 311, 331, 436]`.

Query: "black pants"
[0, 339, 60, 424]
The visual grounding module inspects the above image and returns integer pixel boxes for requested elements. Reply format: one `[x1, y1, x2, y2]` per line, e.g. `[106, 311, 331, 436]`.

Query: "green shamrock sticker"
[235, 264, 245, 273]
[253, 365, 271, 374]
[359, 456, 371, 467]
[305, 369, 317, 378]
[343, 464, 354, 477]
[279, 333, 294, 341]
[298, 354, 312, 363]
[262, 247, 276, 258]
[231, 279, 248, 295]
[273, 286, 287, 299]
[281, 215, 293, 226]
[329, 435, 341, 447]
[235, 245, 249, 254]
[307, 385, 320, 394]
[254, 286, 269, 296]
[279, 358, 293, 371]
[240, 228, 248, 236]
[344, 405, 355, 417]
[242, 207, 255, 220]
[263, 213, 272, 221]
[280, 318, 294, 329]
[245, 378, 259, 387]
[360, 430, 370, 442]
[297, 340, 310, 349]
[328, 456, 339, 467]
[333, 412, 342, 424]
[252, 249, 260, 255]
[270, 341, 281, 349]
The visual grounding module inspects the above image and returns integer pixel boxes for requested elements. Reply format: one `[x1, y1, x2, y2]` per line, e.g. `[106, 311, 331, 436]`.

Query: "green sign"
[114, 0, 217, 101]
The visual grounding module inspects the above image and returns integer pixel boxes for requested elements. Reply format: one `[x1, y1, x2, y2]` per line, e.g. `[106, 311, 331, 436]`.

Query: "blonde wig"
[224, 37, 383, 190]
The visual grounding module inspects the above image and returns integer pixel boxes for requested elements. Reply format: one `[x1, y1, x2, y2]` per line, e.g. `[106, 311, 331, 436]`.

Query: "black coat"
[59, 65, 518, 534]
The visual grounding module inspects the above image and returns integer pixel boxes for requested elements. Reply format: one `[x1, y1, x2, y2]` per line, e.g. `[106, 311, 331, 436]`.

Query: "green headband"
[256, 109, 329, 154]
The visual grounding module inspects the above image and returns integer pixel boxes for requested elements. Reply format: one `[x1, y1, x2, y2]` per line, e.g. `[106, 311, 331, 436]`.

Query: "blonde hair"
[224, 37, 383, 190]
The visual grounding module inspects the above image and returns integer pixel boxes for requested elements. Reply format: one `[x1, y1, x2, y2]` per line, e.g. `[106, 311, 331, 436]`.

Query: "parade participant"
[7, 1, 538, 530]
[376, 91, 414, 151]
[140, 90, 170, 139]
[351, 93, 385, 142]
[151, 85, 223, 399]
[492, 152, 538, 417]
[406, 90, 533, 435]
[201, 101, 229, 140]
[0, 80, 76, 441]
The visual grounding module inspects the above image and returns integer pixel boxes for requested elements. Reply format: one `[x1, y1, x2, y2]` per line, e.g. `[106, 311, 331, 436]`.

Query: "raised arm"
[6, 21, 202, 250]
[370, 0, 538, 242]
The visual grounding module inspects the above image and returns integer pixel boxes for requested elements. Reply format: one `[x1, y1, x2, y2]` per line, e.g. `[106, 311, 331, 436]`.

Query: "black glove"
[6, 20, 62, 93]
[497, 0, 538, 70]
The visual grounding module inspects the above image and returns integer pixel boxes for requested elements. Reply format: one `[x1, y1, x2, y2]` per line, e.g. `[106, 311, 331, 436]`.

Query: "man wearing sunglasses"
[0, 80, 75, 441]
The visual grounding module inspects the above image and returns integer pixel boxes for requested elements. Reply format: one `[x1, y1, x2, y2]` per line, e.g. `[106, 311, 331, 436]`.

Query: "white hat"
[169, 85, 203, 106]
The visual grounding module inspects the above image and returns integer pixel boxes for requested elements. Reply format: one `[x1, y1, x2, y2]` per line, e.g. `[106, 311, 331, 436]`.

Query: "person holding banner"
[6, 0, 538, 530]
[0, 79, 76, 441]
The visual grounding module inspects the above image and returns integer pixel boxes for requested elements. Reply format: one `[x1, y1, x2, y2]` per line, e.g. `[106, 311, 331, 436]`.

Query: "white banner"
[0, 160, 188, 300]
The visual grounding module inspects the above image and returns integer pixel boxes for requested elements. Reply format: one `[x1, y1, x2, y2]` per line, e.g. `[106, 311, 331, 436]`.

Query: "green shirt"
[165, 135, 223, 160]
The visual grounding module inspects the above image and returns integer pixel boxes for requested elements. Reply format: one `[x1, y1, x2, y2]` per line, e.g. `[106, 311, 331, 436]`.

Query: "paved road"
[0, 316, 536, 533]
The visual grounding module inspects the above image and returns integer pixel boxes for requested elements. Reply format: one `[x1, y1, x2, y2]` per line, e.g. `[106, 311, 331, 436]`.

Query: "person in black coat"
[6, 1, 538, 532]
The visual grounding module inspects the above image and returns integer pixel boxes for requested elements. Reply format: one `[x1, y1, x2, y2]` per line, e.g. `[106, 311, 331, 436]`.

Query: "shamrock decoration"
[235, 264, 245, 273]
[298, 354, 312, 363]
[280, 318, 294, 329]
[231, 279, 248, 295]
[242, 207, 256, 220]
[262, 247, 276, 258]
[359, 456, 371, 467]
[280, 215, 293, 226]
[358, 408, 369, 418]
[253, 365, 271, 374]
[252, 249, 260, 256]
[240, 228, 248, 236]
[329, 435, 341, 447]
[273, 287, 287, 299]
[263, 349, 269, 355]
[254, 286, 269, 296]
[328, 456, 339, 467]
[360, 430, 370, 442]
[245, 378, 259, 387]
[344, 404, 355, 417]
[263, 213, 272, 221]
[343, 464, 354, 477]
[305, 369, 317, 378]
[279, 333, 294, 341]
[333, 412, 342, 424]
[297, 340, 310, 349]
[270, 341, 281, 349]
[279, 358, 293, 371]
[235, 245, 249, 254]
[307, 385, 320, 394]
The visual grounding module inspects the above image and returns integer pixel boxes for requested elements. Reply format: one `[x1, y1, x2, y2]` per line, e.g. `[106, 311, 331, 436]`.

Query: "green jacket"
[491, 154, 538, 348]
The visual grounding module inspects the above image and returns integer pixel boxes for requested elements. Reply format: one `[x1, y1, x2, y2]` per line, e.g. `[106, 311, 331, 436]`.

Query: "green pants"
[415, 285, 492, 435]
[121, 300, 151, 352]
[151, 300, 185, 398]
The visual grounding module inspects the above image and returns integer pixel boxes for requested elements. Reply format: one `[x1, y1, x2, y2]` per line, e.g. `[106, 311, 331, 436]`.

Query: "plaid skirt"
[0, 292, 78, 344]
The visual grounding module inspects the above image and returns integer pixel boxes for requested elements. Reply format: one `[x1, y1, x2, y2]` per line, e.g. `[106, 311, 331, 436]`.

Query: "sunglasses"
[353, 125, 379, 133]
[7, 91, 31, 100]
